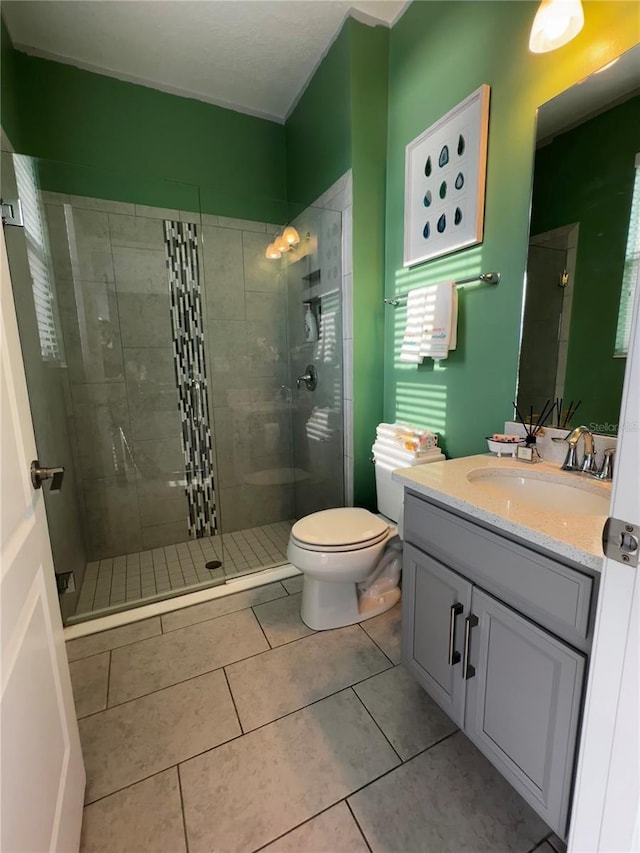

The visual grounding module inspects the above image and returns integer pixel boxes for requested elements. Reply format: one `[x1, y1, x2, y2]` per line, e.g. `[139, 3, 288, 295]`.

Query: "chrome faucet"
[593, 447, 615, 481]
[561, 425, 598, 474]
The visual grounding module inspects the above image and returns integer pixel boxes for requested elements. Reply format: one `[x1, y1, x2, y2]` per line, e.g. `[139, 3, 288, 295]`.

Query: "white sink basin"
[467, 468, 611, 515]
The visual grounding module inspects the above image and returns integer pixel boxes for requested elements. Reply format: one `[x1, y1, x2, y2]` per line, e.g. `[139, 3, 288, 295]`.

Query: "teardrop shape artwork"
[404, 84, 490, 266]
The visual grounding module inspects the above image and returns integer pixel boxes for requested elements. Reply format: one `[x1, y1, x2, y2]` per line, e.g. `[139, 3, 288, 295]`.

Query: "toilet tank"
[375, 462, 404, 523]
[373, 430, 446, 536]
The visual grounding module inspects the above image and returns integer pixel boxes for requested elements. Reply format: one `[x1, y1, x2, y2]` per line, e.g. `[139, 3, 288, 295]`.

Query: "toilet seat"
[290, 508, 389, 553]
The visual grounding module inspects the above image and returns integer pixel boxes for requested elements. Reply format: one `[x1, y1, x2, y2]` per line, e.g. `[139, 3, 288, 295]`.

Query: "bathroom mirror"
[517, 44, 640, 434]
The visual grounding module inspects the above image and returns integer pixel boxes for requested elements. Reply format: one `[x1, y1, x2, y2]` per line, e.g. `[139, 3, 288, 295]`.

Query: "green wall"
[285, 25, 352, 214]
[350, 22, 389, 507]
[1, 24, 287, 220]
[531, 95, 640, 432]
[286, 18, 389, 507]
[384, 1, 639, 459]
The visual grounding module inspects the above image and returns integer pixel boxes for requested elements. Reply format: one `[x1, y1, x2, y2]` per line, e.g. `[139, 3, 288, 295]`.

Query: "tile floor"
[74, 521, 293, 618]
[68, 579, 566, 853]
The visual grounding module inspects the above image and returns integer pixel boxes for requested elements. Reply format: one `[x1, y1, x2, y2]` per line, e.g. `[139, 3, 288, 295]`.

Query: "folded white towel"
[419, 281, 457, 360]
[399, 287, 428, 363]
[399, 282, 458, 363]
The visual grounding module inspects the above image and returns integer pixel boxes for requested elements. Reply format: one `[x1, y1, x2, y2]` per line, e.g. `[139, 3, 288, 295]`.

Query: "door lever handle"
[31, 460, 65, 494]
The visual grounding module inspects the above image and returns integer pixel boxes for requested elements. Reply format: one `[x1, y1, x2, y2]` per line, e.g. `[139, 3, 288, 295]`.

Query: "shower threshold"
[69, 520, 294, 624]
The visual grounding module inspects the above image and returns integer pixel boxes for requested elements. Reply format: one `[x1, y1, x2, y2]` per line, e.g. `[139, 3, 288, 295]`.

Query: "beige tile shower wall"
[45, 193, 189, 559]
[45, 195, 292, 555]
[199, 217, 294, 533]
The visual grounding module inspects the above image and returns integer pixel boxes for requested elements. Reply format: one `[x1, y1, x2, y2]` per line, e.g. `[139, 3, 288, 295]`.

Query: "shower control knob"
[30, 460, 65, 494]
[296, 364, 318, 391]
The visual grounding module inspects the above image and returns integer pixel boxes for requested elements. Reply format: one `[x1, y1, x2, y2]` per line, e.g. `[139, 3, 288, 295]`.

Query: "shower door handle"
[30, 460, 65, 494]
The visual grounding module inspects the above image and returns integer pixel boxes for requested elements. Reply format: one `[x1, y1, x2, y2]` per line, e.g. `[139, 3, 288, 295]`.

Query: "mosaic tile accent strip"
[163, 220, 216, 538]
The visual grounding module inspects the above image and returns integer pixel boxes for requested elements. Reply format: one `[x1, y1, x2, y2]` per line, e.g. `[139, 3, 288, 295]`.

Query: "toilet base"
[300, 576, 400, 631]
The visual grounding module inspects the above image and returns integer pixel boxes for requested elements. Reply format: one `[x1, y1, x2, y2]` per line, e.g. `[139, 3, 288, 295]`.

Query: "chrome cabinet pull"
[462, 614, 479, 680]
[448, 603, 464, 665]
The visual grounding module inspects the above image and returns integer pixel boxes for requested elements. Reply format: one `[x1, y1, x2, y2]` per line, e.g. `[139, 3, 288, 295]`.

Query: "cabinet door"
[402, 544, 472, 727]
[465, 588, 585, 837]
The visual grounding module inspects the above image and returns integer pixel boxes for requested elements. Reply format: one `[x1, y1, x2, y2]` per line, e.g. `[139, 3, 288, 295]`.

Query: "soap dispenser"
[304, 303, 318, 343]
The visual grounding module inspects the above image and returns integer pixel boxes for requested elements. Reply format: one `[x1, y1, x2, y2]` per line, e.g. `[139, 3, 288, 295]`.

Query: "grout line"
[176, 765, 190, 853]
[251, 606, 273, 650]
[76, 635, 284, 720]
[78, 637, 392, 739]
[83, 702, 453, 810]
[223, 667, 245, 735]
[105, 649, 113, 711]
[67, 624, 163, 662]
[351, 686, 403, 765]
[159, 583, 288, 635]
[356, 621, 397, 668]
[526, 837, 552, 853]
[251, 799, 359, 853]
[78, 617, 397, 719]
[342, 728, 460, 807]
[540, 831, 563, 853]
[345, 799, 373, 853]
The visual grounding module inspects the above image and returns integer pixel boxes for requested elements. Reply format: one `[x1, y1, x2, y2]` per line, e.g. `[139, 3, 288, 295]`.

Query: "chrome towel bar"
[384, 271, 501, 307]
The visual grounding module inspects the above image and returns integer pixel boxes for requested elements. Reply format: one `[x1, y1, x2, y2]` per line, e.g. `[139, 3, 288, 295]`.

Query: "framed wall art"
[404, 84, 491, 267]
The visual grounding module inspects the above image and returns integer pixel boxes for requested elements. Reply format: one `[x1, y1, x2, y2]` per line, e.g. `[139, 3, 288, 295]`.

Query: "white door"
[569, 266, 640, 851]
[0, 225, 85, 850]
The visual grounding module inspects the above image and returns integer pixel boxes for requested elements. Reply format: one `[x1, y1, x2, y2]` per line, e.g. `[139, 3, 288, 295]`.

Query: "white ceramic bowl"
[486, 437, 525, 456]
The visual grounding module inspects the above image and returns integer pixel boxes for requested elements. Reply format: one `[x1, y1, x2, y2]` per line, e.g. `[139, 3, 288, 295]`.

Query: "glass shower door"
[198, 210, 296, 578]
[2, 152, 228, 624]
[287, 204, 345, 520]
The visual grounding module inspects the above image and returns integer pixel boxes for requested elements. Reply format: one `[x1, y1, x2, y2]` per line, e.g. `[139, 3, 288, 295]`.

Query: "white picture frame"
[403, 84, 491, 267]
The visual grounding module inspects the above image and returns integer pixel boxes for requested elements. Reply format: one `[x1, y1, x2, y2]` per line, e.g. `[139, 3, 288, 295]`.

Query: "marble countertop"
[393, 454, 610, 572]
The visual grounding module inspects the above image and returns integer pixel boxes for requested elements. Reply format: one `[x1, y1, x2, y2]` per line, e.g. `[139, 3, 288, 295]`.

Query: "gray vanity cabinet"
[464, 588, 585, 834]
[402, 543, 471, 727]
[402, 493, 591, 837]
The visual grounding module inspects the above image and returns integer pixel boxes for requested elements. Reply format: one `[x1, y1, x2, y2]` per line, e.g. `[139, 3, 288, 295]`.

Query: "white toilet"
[287, 432, 442, 630]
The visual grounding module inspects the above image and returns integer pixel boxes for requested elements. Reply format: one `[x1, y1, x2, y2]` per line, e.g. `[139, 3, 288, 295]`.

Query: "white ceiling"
[2, 0, 409, 123]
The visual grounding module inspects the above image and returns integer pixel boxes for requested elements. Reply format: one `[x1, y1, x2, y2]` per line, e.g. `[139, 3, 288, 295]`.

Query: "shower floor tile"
[73, 521, 294, 620]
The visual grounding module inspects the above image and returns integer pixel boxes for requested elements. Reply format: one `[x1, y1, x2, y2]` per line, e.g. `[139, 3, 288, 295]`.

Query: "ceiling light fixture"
[529, 0, 584, 54]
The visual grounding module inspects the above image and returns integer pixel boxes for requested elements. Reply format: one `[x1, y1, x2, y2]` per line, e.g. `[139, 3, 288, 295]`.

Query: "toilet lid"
[291, 508, 389, 549]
